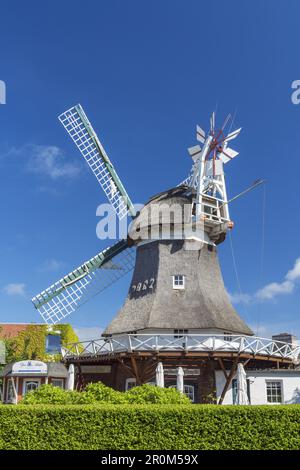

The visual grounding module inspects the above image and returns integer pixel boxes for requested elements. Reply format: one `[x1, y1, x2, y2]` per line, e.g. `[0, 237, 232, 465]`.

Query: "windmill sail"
[59, 104, 136, 220]
[223, 127, 242, 142]
[32, 240, 135, 324]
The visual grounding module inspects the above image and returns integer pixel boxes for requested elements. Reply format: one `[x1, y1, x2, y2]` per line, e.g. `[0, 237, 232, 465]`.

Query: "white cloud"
[256, 280, 294, 300]
[228, 292, 252, 305]
[38, 258, 65, 272]
[3, 283, 26, 296]
[286, 258, 300, 282]
[255, 258, 300, 301]
[26, 144, 81, 179]
[5, 144, 81, 180]
[74, 326, 103, 342]
[230, 257, 300, 304]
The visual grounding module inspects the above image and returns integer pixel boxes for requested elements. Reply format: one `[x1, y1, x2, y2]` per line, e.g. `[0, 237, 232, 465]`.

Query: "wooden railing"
[61, 334, 300, 363]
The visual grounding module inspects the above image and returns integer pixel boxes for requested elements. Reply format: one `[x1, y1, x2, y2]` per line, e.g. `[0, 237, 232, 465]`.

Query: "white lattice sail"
[32, 240, 135, 324]
[59, 104, 136, 220]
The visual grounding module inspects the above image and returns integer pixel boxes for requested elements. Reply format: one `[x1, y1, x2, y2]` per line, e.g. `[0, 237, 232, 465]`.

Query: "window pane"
[173, 275, 184, 288]
[52, 379, 63, 388]
[174, 329, 188, 338]
[266, 381, 282, 403]
[25, 381, 39, 394]
[46, 335, 61, 353]
[126, 379, 136, 391]
[184, 385, 195, 402]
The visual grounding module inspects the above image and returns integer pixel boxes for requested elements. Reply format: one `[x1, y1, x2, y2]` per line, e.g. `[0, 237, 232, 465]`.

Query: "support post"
[11, 377, 18, 404]
[141, 359, 157, 383]
[130, 355, 142, 385]
[116, 358, 135, 379]
[218, 356, 239, 405]
[218, 358, 228, 379]
[76, 364, 84, 391]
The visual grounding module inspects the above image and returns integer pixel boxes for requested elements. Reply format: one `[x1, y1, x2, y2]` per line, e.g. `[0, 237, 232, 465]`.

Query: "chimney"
[272, 333, 297, 346]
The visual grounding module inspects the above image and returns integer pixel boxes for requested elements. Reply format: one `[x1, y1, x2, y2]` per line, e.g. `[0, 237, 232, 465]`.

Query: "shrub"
[124, 384, 191, 404]
[0, 405, 300, 450]
[21, 384, 89, 405]
[20, 383, 191, 405]
[83, 382, 126, 404]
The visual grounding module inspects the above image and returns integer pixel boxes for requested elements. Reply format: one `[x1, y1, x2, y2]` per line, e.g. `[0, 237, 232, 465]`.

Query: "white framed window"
[23, 379, 40, 396]
[184, 385, 195, 403]
[45, 334, 61, 354]
[173, 275, 185, 290]
[266, 381, 283, 404]
[51, 379, 64, 389]
[169, 384, 195, 402]
[174, 329, 188, 339]
[224, 332, 233, 341]
[125, 378, 136, 391]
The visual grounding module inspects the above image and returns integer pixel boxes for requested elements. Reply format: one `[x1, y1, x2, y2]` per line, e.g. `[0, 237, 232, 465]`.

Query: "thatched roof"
[104, 240, 253, 336]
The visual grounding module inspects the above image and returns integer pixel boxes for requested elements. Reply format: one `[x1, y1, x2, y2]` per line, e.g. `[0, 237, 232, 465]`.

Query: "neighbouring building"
[216, 368, 300, 405]
[0, 360, 68, 404]
[0, 323, 78, 362]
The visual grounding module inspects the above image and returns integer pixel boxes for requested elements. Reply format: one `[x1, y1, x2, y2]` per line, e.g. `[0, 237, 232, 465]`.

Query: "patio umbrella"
[156, 362, 164, 388]
[67, 364, 75, 391]
[234, 363, 249, 405]
[176, 367, 184, 393]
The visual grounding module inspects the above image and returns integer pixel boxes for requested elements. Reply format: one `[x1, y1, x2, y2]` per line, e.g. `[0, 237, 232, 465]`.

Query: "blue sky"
[0, 0, 300, 341]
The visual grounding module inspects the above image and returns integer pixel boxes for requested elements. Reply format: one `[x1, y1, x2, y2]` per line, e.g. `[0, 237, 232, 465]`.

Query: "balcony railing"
[61, 334, 300, 363]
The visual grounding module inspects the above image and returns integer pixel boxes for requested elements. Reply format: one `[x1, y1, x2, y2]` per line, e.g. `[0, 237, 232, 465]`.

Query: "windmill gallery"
[29, 105, 300, 405]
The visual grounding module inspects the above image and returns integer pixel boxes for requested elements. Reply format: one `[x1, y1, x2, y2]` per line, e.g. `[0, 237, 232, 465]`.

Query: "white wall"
[215, 370, 300, 405]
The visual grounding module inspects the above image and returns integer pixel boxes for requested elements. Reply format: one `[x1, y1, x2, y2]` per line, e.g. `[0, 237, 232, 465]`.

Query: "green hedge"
[0, 405, 300, 450]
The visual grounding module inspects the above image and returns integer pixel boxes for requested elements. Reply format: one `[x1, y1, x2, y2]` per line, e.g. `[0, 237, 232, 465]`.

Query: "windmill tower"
[32, 106, 297, 403]
[103, 112, 252, 339]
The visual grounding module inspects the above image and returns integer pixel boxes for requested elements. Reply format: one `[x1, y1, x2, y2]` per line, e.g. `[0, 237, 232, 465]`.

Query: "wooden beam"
[140, 359, 157, 382]
[243, 358, 251, 368]
[218, 358, 229, 379]
[116, 358, 135, 377]
[130, 355, 142, 385]
[218, 355, 240, 405]
[76, 363, 84, 391]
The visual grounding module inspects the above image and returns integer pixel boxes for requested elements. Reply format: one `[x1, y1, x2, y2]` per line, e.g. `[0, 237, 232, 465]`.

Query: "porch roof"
[0, 362, 68, 378]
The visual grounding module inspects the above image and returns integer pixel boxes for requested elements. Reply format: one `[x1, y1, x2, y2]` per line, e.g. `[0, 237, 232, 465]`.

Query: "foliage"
[125, 384, 191, 404]
[83, 382, 126, 404]
[20, 382, 190, 405]
[59, 324, 80, 349]
[1, 323, 79, 363]
[0, 404, 300, 450]
[8, 325, 47, 362]
[20, 384, 89, 405]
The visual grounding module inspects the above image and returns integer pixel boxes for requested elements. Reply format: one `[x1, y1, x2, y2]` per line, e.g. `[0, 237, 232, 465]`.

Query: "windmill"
[31, 106, 243, 326]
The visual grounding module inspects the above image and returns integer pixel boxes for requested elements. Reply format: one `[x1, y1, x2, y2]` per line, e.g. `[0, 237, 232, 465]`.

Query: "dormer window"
[173, 275, 185, 290]
[174, 329, 188, 338]
[224, 332, 233, 341]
